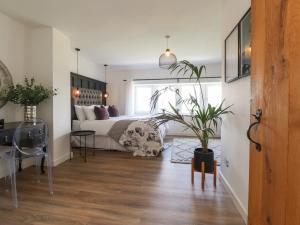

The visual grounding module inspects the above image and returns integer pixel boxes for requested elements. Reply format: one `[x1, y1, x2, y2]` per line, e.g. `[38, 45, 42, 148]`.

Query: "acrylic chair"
[4, 119, 53, 208]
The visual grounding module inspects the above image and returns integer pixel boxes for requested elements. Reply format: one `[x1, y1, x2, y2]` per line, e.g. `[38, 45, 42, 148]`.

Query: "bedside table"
[70, 130, 95, 162]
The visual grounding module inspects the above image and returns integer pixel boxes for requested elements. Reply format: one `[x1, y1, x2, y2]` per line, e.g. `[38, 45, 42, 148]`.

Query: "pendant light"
[159, 35, 177, 69]
[75, 48, 80, 96]
[104, 64, 109, 98]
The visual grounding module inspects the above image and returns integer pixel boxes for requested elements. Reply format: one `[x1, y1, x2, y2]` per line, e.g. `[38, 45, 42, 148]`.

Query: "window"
[134, 86, 152, 114]
[156, 86, 176, 113]
[207, 84, 222, 107]
[180, 84, 201, 114]
[132, 82, 222, 115]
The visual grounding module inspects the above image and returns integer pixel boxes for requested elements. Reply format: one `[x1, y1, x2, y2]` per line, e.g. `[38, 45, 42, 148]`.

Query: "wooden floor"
[0, 149, 245, 225]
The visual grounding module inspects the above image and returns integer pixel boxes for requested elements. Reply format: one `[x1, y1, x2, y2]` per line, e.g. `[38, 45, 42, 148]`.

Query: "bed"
[72, 115, 167, 156]
[70, 74, 167, 157]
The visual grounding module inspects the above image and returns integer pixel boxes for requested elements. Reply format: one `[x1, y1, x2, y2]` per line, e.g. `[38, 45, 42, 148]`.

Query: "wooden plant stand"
[191, 158, 217, 191]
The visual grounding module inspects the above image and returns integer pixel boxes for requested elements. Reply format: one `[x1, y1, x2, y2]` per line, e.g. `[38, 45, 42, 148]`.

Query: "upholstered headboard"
[72, 88, 103, 106]
[71, 72, 107, 120]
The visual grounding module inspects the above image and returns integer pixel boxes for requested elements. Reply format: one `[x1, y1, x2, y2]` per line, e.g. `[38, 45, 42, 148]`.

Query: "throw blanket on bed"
[107, 119, 163, 157]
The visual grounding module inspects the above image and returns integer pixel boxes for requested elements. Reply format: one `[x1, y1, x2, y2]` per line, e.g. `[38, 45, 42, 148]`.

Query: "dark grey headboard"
[71, 72, 107, 120]
[72, 88, 103, 106]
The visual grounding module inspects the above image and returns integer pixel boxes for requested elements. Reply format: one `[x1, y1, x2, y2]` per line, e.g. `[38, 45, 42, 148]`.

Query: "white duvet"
[73, 115, 167, 137]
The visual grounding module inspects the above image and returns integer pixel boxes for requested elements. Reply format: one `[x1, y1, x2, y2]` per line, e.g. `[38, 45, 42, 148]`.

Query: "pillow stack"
[74, 105, 119, 121]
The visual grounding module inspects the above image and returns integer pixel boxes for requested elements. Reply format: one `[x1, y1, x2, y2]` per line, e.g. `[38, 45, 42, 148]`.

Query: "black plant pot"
[194, 148, 214, 173]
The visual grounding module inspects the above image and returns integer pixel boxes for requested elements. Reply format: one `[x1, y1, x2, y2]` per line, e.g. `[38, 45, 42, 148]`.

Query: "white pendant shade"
[159, 49, 177, 69]
[159, 35, 177, 69]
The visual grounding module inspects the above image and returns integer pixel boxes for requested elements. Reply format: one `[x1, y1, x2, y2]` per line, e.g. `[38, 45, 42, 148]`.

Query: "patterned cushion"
[108, 105, 119, 117]
[94, 106, 109, 120]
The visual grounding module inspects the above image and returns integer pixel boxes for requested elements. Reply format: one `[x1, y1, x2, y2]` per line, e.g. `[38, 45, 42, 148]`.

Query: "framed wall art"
[240, 9, 251, 77]
[225, 25, 239, 83]
[0, 60, 13, 108]
[225, 8, 251, 83]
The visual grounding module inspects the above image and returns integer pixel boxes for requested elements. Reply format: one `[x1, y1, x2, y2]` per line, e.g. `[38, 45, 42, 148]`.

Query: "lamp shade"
[159, 35, 177, 69]
[159, 49, 177, 69]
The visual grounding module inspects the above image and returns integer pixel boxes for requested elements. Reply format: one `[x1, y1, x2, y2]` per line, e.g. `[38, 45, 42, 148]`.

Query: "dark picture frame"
[225, 8, 251, 83]
[240, 9, 251, 77]
[225, 25, 240, 83]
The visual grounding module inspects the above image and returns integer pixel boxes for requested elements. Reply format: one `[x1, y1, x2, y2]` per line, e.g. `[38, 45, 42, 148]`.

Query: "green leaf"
[149, 60, 233, 145]
[4, 76, 57, 105]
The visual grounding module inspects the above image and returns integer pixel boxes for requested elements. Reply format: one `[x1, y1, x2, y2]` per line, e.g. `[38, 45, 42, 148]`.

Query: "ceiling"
[0, 0, 222, 66]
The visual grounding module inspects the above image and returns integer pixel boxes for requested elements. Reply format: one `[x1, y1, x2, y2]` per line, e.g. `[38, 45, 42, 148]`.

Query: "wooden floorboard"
[0, 149, 245, 225]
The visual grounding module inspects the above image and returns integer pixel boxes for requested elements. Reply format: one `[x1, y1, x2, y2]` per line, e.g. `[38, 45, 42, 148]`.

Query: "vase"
[24, 105, 36, 121]
[194, 148, 214, 173]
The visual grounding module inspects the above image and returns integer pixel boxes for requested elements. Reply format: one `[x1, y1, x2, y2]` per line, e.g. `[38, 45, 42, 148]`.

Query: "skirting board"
[219, 171, 248, 224]
[53, 152, 70, 167]
[0, 152, 69, 179]
[0, 158, 34, 179]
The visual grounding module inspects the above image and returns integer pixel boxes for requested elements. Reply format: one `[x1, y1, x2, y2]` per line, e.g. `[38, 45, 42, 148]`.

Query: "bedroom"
[1, 0, 297, 225]
[0, 0, 249, 224]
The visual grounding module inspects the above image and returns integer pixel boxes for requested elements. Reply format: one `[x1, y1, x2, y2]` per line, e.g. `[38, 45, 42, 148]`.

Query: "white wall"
[49, 29, 105, 166]
[52, 31, 105, 165]
[27, 27, 104, 166]
[0, 11, 105, 176]
[27, 27, 54, 160]
[0, 12, 29, 122]
[52, 29, 71, 165]
[220, 0, 251, 222]
[0, 12, 32, 178]
[52, 29, 106, 166]
[70, 49, 105, 81]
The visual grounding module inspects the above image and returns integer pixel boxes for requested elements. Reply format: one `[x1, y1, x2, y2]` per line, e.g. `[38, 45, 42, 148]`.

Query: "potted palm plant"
[5, 77, 57, 120]
[151, 60, 232, 172]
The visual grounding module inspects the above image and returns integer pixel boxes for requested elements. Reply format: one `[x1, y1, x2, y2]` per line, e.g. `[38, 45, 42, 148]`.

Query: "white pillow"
[83, 105, 96, 121]
[75, 105, 86, 121]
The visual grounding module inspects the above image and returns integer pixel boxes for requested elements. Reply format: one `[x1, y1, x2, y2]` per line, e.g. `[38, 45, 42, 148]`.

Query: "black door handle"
[247, 109, 262, 152]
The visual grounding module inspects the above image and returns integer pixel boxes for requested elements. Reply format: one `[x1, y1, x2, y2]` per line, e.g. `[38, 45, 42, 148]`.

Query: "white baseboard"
[0, 158, 34, 179]
[219, 171, 248, 224]
[53, 152, 70, 167]
[0, 150, 69, 179]
[166, 133, 221, 138]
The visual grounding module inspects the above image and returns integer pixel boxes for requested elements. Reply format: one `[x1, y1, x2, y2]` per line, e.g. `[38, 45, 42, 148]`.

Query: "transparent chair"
[4, 119, 53, 208]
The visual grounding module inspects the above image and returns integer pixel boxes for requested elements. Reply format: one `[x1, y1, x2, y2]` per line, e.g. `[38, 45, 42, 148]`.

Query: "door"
[248, 0, 300, 225]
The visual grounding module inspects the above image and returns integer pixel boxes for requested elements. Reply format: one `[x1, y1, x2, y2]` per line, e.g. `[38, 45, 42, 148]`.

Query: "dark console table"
[0, 122, 46, 173]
